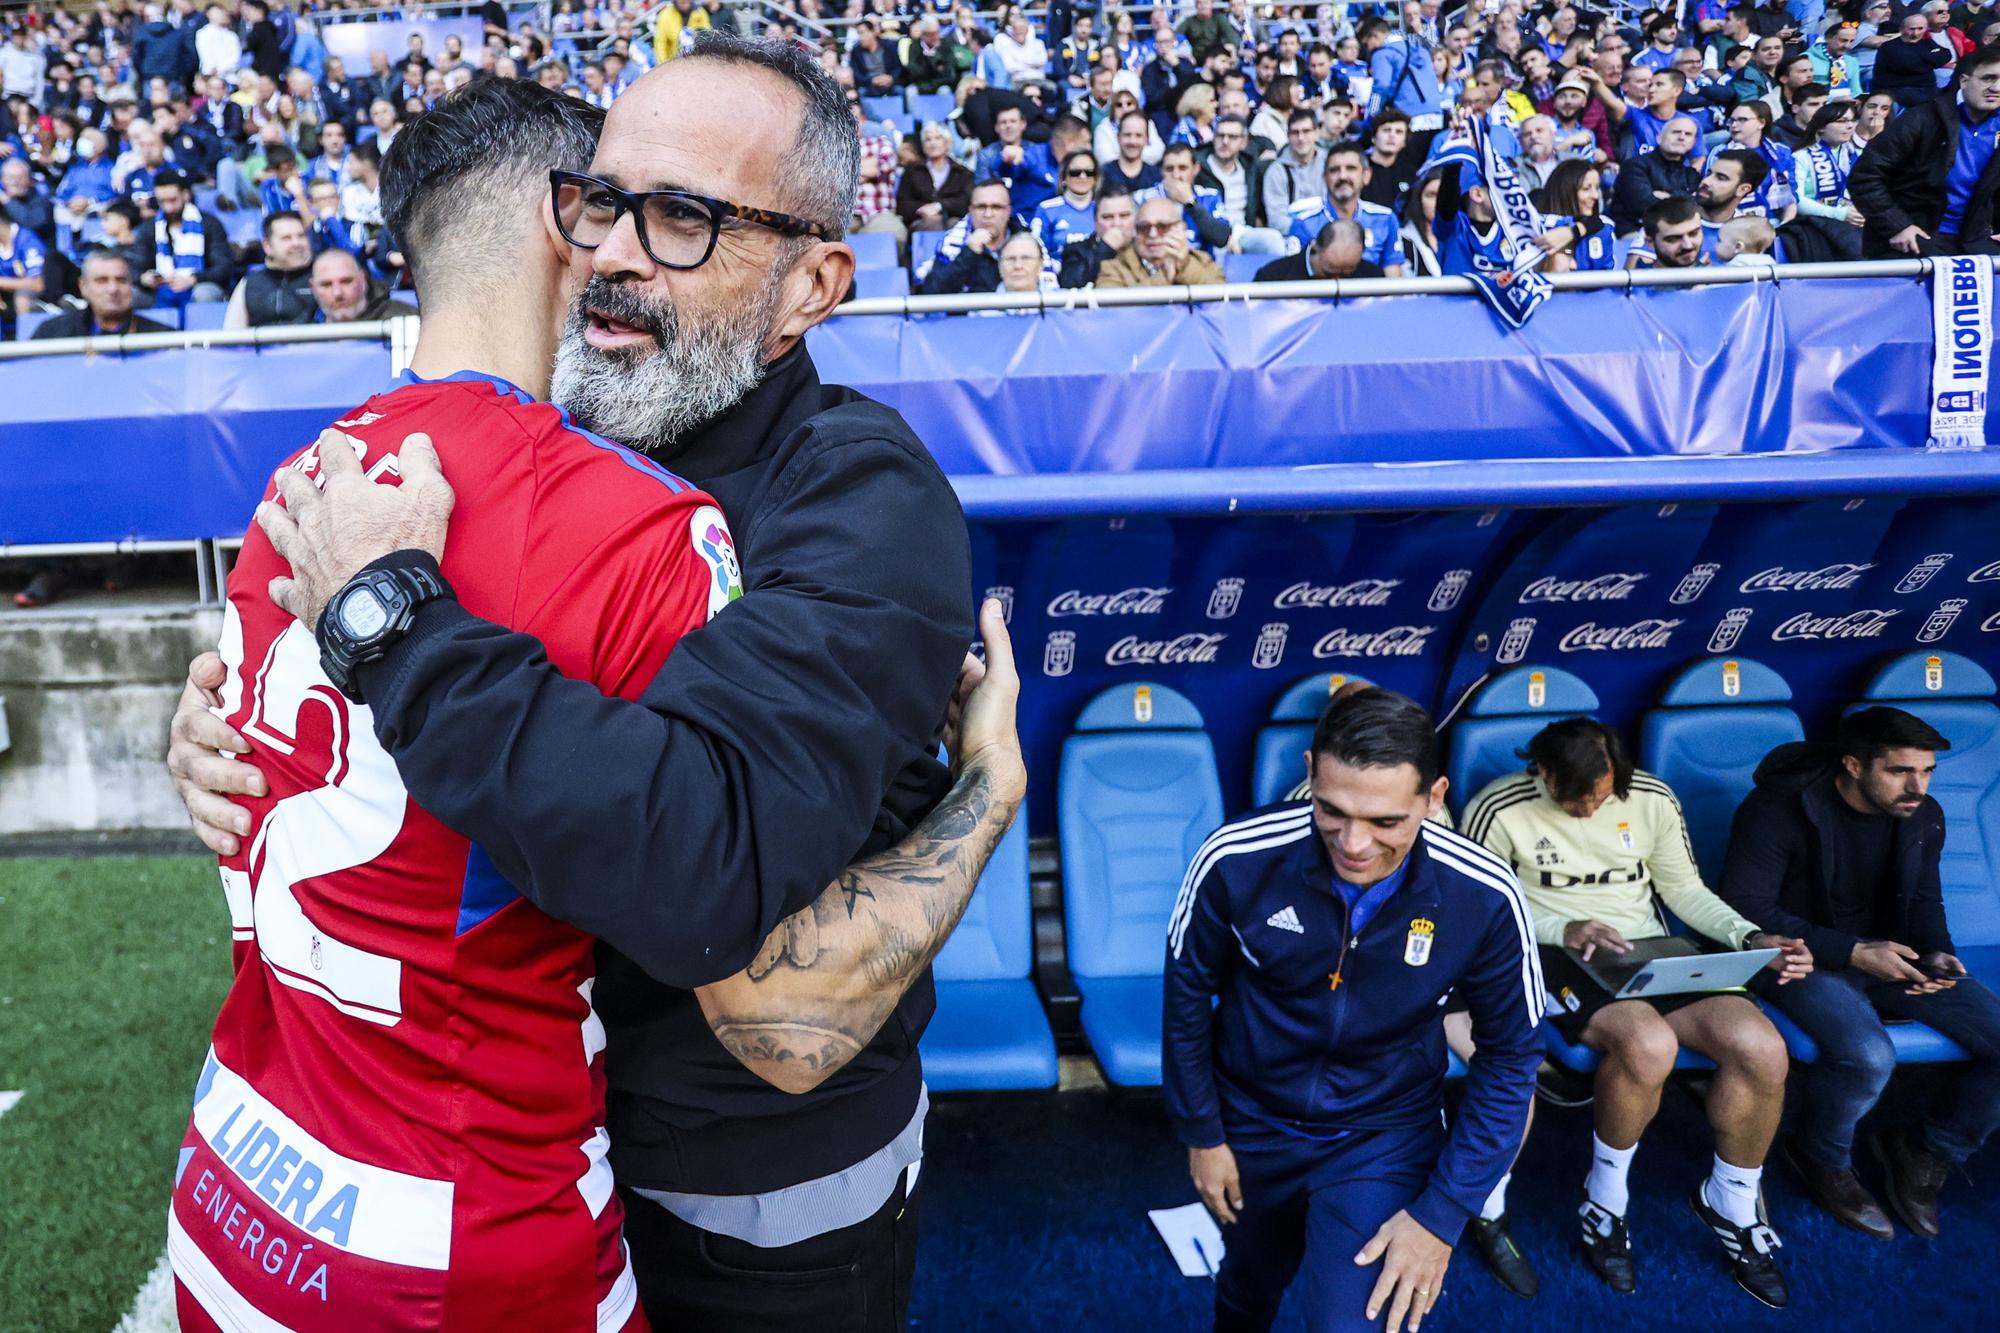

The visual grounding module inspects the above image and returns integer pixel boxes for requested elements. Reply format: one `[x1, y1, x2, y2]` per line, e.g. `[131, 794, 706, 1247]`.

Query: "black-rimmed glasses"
[549, 169, 831, 271]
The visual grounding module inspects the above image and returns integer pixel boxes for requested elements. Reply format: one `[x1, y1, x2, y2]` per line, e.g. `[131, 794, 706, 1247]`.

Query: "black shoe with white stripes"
[1577, 1197, 1636, 1294]
[1690, 1185, 1789, 1308]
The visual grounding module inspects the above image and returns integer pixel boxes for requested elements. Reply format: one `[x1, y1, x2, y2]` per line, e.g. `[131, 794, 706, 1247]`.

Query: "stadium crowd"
[7, 0, 2000, 342]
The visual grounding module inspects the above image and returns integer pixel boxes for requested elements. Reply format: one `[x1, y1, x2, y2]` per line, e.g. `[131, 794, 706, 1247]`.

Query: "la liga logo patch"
[690, 505, 743, 620]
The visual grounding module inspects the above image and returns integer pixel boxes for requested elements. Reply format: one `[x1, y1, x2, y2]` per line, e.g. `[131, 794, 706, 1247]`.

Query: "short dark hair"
[1522, 718, 1633, 804]
[1160, 141, 1196, 166]
[1839, 707, 1951, 766]
[153, 168, 190, 193]
[1712, 144, 1776, 191]
[1644, 193, 1700, 233]
[80, 245, 133, 278]
[1287, 107, 1317, 131]
[1310, 687, 1440, 788]
[381, 78, 602, 302]
[1806, 98, 1858, 136]
[104, 199, 143, 228]
[261, 208, 303, 241]
[265, 142, 297, 170]
[1325, 138, 1368, 169]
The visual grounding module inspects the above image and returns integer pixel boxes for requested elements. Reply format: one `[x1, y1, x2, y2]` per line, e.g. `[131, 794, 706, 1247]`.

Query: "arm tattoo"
[701, 762, 1020, 1092]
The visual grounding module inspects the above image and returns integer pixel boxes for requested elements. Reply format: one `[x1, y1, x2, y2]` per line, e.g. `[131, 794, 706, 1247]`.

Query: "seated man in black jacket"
[1721, 708, 2000, 1243]
[917, 177, 1015, 293]
[222, 210, 316, 327]
[1851, 42, 2000, 256]
[33, 248, 172, 338]
[1057, 182, 1134, 286]
[1609, 115, 1704, 235]
[1252, 217, 1383, 280]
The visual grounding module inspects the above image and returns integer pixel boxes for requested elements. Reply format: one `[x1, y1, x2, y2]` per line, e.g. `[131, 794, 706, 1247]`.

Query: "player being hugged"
[167, 82, 729, 1333]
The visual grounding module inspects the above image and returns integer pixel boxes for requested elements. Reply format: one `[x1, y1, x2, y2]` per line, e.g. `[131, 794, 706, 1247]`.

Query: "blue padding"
[848, 231, 902, 272]
[1464, 666, 1600, 716]
[1271, 672, 1370, 721]
[852, 267, 911, 300]
[910, 229, 944, 274]
[934, 819, 1032, 981]
[1541, 1021, 1716, 1073]
[1072, 681, 1206, 732]
[1221, 253, 1265, 284]
[1251, 723, 1313, 807]
[1076, 974, 1165, 1086]
[860, 94, 905, 123]
[1757, 999, 1820, 1062]
[1642, 702, 1805, 882]
[921, 979, 1059, 1090]
[1657, 656, 1794, 706]
[13, 310, 51, 341]
[1861, 651, 1997, 701]
[1059, 729, 1223, 979]
[180, 302, 229, 332]
[909, 91, 955, 122]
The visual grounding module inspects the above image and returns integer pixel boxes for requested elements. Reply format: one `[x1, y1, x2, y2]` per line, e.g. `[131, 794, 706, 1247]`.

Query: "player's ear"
[768, 239, 854, 348]
[540, 198, 575, 265]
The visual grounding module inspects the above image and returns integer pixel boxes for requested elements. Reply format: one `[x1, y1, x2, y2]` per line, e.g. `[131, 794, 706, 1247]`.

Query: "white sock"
[1703, 1156, 1763, 1228]
[1585, 1133, 1638, 1220]
[1480, 1171, 1512, 1222]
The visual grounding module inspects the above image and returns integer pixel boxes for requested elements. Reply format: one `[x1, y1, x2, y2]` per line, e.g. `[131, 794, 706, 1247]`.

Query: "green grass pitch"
[0, 855, 230, 1331]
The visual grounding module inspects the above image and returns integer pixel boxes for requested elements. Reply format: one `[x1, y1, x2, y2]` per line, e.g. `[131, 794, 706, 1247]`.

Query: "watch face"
[339, 587, 391, 640]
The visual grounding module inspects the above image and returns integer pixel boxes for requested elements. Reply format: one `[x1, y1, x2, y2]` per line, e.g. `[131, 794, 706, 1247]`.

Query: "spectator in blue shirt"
[977, 104, 1059, 219]
[1138, 140, 1232, 253]
[305, 119, 351, 187]
[1285, 141, 1406, 276]
[303, 177, 366, 257]
[1634, 15, 1682, 72]
[1363, 15, 1447, 144]
[0, 206, 47, 330]
[54, 125, 116, 245]
[258, 141, 308, 217]
[1850, 43, 2000, 255]
[1031, 148, 1098, 258]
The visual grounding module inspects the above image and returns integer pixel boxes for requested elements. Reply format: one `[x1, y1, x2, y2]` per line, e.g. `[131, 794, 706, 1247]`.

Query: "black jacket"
[239, 263, 313, 325]
[918, 233, 1003, 293]
[1252, 251, 1382, 281]
[1872, 38, 1953, 110]
[1608, 148, 1702, 234]
[1058, 233, 1118, 287]
[353, 343, 971, 1195]
[1851, 93, 2000, 256]
[1718, 742, 1953, 971]
[31, 308, 173, 339]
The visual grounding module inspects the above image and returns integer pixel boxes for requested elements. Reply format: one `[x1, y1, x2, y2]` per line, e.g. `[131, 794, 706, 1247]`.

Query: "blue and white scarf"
[1929, 254, 1993, 451]
[153, 204, 208, 306]
[1798, 141, 1857, 208]
[1464, 118, 1553, 329]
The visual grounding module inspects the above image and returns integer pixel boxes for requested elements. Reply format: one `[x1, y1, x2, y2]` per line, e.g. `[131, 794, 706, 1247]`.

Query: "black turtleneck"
[354, 339, 972, 1194]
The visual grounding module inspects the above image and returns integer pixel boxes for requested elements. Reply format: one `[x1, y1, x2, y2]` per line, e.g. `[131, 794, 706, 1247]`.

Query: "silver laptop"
[1569, 936, 1780, 999]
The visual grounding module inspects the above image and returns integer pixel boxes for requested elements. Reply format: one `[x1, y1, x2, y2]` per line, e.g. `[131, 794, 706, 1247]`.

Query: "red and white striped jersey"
[170, 370, 739, 1333]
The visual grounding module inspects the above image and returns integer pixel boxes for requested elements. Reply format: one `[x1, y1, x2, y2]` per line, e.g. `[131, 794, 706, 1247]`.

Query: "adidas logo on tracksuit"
[1266, 906, 1305, 933]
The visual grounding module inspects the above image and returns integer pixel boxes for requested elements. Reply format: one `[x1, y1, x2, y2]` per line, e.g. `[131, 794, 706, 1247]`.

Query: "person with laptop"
[1462, 719, 1811, 1308]
[1721, 707, 2000, 1243]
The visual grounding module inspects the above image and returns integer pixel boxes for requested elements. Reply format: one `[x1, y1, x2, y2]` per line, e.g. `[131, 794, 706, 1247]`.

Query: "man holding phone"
[1723, 708, 2000, 1242]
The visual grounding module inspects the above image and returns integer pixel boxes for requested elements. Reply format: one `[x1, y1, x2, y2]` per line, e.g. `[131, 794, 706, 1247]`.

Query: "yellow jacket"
[654, 3, 711, 63]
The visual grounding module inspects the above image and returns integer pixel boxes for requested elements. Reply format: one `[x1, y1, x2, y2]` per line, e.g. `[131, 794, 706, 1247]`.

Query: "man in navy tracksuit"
[1165, 688, 1544, 1333]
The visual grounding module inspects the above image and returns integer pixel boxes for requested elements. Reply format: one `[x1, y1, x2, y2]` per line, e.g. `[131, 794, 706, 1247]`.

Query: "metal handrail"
[0, 257, 1964, 358]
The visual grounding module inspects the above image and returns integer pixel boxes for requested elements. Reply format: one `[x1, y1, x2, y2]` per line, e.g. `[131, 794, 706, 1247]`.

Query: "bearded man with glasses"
[163, 38, 1021, 1332]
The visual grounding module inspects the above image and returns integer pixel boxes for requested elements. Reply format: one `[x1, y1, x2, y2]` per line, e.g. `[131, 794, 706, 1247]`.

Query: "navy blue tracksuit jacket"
[1164, 805, 1545, 1243]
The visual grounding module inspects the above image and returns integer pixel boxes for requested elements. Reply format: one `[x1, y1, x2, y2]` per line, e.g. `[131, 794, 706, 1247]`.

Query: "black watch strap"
[317, 552, 454, 705]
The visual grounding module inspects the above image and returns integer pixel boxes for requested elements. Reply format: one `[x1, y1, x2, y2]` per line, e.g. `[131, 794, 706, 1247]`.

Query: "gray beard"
[549, 274, 785, 456]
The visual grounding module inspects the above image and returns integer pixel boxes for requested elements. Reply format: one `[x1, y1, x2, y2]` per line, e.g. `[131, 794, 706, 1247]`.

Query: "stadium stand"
[1249, 671, 1364, 808]
[1444, 665, 1598, 822]
[1059, 681, 1223, 1087]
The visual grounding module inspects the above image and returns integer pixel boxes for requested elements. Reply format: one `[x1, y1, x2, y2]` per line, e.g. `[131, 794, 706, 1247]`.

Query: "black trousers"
[619, 1170, 921, 1333]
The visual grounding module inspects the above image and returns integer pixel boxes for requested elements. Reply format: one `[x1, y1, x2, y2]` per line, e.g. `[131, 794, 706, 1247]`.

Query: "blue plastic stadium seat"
[1250, 673, 1372, 808]
[848, 231, 901, 271]
[921, 819, 1059, 1090]
[1060, 682, 1225, 1087]
[193, 184, 222, 217]
[13, 310, 53, 341]
[860, 94, 905, 125]
[1542, 1021, 1716, 1074]
[223, 209, 264, 250]
[910, 229, 945, 277]
[1640, 657, 1804, 882]
[1221, 252, 1264, 284]
[1445, 666, 1599, 820]
[80, 216, 107, 246]
[908, 91, 955, 124]
[179, 301, 228, 331]
[851, 267, 910, 301]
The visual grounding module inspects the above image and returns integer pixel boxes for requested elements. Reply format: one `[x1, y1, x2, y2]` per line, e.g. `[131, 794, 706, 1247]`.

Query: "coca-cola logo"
[1970, 560, 2000, 584]
[1982, 611, 2000, 632]
[1557, 619, 1683, 652]
[1272, 579, 1402, 610]
[1047, 586, 1172, 617]
[1770, 609, 1900, 641]
[1311, 626, 1435, 658]
[1104, 633, 1226, 666]
[1519, 573, 1649, 604]
[1738, 563, 1876, 594]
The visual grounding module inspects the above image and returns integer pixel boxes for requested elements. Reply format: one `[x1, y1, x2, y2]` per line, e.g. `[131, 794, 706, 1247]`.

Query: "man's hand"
[258, 428, 454, 630]
[1749, 933, 1813, 985]
[166, 650, 266, 857]
[965, 226, 994, 253]
[1563, 918, 1631, 961]
[1890, 223, 1930, 255]
[1851, 938, 1929, 985]
[1908, 949, 1967, 994]
[1002, 142, 1024, 165]
[942, 598, 1027, 806]
[167, 270, 196, 292]
[1356, 1209, 1450, 1332]
[1189, 1143, 1243, 1224]
[1163, 175, 1194, 204]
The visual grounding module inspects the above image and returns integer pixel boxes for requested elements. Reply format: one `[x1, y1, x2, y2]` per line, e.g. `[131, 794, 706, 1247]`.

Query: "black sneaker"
[1690, 1184, 1789, 1309]
[1468, 1213, 1540, 1298]
[1578, 1197, 1636, 1294]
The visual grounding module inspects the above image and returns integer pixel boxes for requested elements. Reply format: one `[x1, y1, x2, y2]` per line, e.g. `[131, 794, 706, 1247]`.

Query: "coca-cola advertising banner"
[990, 496, 2000, 833]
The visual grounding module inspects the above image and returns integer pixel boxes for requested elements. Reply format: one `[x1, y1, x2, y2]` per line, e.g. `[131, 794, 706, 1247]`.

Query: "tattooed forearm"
[695, 762, 1021, 1095]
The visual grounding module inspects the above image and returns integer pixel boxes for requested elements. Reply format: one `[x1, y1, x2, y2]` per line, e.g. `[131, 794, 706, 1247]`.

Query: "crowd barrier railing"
[0, 256, 1973, 361]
